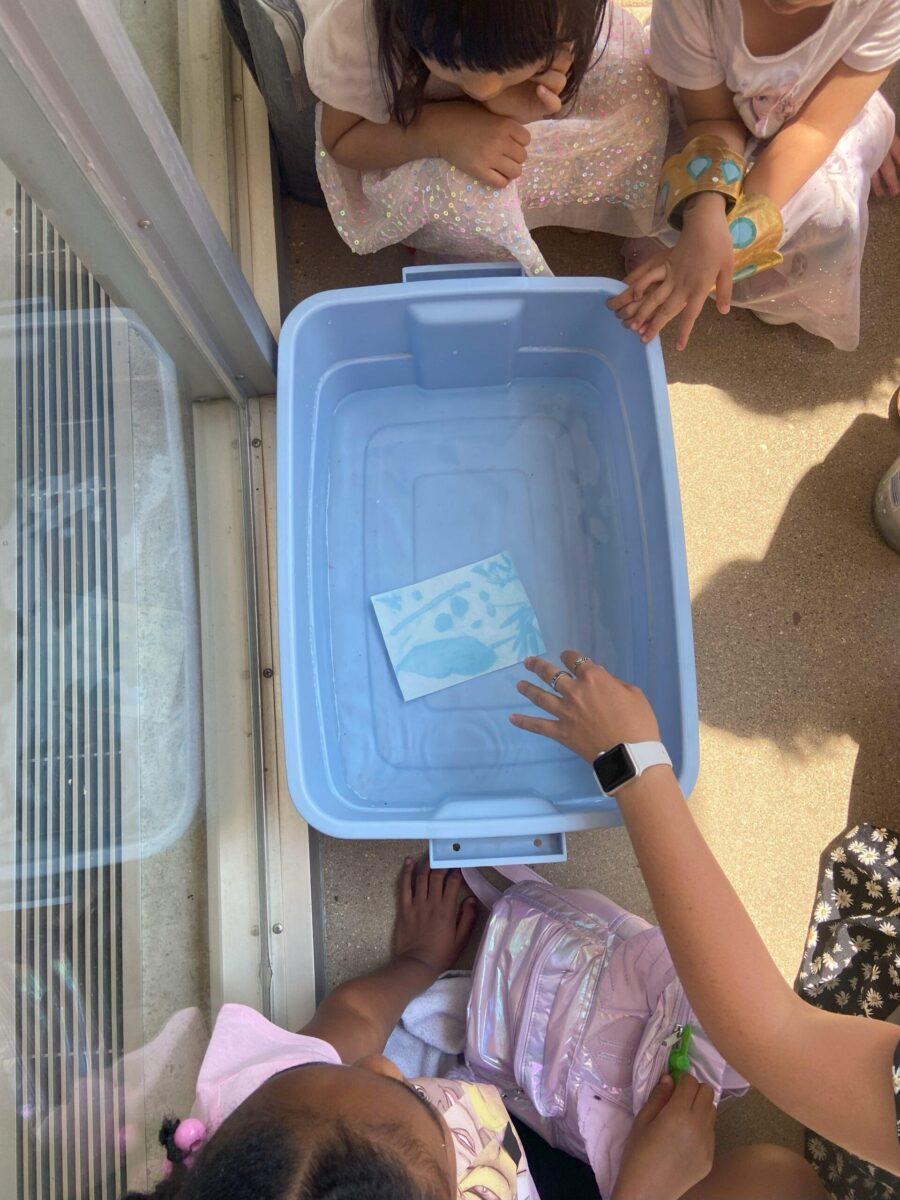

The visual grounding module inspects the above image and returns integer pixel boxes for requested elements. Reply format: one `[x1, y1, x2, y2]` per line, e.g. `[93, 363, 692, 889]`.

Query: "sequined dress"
[307, 2, 667, 275]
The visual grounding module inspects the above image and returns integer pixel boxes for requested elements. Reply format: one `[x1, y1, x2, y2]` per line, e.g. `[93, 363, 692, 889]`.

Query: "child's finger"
[630, 279, 673, 330]
[497, 157, 523, 181]
[536, 85, 563, 115]
[607, 288, 637, 313]
[484, 168, 512, 189]
[622, 255, 668, 287]
[508, 123, 532, 147]
[871, 170, 885, 198]
[613, 301, 642, 324]
[554, 45, 575, 73]
[621, 262, 654, 289]
[626, 264, 670, 303]
[635, 1074, 675, 1126]
[534, 70, 568, 95]
[639, 294, 685, 342]
[675, 294, 706, 350]
[671, 1072, 702, 1108]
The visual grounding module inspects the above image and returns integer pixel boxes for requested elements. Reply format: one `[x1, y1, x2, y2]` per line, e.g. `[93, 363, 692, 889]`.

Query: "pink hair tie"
[172, 1117, 207, 1167]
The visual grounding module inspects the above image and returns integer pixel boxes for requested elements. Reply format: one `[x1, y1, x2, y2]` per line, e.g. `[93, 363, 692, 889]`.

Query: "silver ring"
[571, 656, 591, 672]
[549, 669, 570, 692]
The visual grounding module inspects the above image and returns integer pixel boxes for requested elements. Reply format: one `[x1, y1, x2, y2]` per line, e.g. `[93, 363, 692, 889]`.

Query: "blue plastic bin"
[277, 264, 698, 867]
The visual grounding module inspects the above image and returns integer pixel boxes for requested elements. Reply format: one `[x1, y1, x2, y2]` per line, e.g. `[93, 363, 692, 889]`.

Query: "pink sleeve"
[300, 0, 393, 123]
[843, 0, 900, 72]
[192, 1004, 342, 1133]
[649, 0, 726, 91]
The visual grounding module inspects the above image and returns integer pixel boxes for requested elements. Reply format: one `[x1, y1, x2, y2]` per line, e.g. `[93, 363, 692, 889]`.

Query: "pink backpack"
[462, 866, 748, 1197]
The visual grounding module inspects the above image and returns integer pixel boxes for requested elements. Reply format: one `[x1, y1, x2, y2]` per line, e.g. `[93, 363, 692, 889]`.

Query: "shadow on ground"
[691, 410, 900, 832]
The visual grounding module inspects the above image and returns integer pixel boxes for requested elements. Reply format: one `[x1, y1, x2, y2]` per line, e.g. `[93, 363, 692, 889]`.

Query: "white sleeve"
[843, 0, 900, 72]
[649, 0, 726, 91]
[300, 0, 392, 123]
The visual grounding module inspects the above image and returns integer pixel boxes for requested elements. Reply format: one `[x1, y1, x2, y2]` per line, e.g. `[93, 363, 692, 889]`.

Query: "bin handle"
[402, 262, 525, 284]
[429, 831, 566, 869]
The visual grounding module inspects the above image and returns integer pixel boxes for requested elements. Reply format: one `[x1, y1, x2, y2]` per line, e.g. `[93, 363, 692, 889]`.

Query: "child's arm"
[511, 655, 900, 1175]
[611, 62, 892, 347]
[299, 859, 477, 1065]
[608, 81, 746, 349]
[748, 60, 892, 207]
[321, 100, 531, 189]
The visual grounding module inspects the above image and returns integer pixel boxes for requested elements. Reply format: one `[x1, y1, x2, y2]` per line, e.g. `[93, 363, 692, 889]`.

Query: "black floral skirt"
[796, 824, 900, 1198]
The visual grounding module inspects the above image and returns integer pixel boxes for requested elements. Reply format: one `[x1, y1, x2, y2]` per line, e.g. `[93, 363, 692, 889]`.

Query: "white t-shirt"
[298, 0, 466, 123]
[650, 0, 900, 138]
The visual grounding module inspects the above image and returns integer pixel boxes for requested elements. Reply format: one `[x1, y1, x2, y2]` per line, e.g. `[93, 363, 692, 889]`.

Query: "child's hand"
[484, 48, 574, 124]
[429, 101, 530, 188]
[871, 133, 900, 198]
[392, 859, 478, 977]
[611, 1074, 716, 1200]
[608, 195, 734, 350]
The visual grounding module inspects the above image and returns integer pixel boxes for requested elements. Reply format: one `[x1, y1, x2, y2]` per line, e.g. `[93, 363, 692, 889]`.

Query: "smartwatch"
[592, 741, 672, 796]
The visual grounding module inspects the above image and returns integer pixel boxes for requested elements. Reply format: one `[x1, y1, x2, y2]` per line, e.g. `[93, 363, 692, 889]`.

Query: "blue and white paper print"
[372, 552, 545, 701]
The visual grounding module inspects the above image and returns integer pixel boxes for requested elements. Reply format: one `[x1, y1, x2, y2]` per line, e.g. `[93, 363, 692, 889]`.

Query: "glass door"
[0, 164, 207, 1200]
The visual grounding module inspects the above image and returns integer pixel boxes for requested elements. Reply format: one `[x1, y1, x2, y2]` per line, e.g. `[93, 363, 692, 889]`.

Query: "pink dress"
[299, 0, 668, 275]
[646, 0, 899, 350]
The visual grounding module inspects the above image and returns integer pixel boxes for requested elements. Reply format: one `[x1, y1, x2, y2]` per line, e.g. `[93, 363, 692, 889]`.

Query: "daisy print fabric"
[796, 824, 900, 1198]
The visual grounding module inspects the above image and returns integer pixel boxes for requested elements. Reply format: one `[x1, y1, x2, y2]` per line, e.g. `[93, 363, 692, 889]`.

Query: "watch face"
[593, 744, 635, 794]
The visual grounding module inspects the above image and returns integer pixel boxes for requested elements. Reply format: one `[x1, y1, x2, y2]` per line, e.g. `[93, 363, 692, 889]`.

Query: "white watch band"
[625, 740, 672, 778]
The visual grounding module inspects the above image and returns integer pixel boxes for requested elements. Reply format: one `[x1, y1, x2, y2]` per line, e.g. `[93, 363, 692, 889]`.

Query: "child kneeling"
[127, 861, 824, 1200]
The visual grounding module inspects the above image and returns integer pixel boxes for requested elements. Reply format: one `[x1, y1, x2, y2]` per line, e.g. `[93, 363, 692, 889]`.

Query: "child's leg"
[683, 1144, 827, 1200]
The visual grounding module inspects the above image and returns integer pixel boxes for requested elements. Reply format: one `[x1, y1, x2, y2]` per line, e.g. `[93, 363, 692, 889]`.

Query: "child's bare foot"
[392, 859, 478, 977]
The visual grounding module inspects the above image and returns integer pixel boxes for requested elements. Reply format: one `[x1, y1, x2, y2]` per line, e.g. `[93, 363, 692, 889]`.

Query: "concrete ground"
[283, 115, 899, 1158]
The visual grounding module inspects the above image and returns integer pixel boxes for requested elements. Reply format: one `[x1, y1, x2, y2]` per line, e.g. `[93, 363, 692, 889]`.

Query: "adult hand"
[871, 132, 900, 198]
[607, 193, 734, 349]
[484, 47, 574, 124]
[612, 1074, 717, 1200]
[392, 859, 478, 977]
[510, 652, 660, 763]
[429, 101, 530, 188]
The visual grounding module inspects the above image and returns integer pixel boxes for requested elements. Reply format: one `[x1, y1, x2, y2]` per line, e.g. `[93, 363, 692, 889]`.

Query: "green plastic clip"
[668, 1023, 693, 1082]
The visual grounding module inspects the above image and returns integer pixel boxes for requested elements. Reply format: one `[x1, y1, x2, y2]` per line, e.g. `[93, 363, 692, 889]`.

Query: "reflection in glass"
[0, 165, 206, 1200]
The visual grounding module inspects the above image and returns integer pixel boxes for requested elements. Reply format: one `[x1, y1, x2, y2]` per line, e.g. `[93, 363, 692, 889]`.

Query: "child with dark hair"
[297, 0, 668, 274]
[124, 862, 533, 1200]
[125, 856, 828, 1200]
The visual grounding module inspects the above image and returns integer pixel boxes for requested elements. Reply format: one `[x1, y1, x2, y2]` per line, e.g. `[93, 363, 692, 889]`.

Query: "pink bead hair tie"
[172, 1118, 207, 1168]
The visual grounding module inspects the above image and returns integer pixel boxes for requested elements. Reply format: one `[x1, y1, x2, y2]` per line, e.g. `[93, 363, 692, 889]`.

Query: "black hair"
[374, 0, 610, 125]
[122, 1116, 450, 1200]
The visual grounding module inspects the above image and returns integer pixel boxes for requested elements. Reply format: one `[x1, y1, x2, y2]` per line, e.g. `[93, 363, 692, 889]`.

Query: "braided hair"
[122, 1115, 451, 1200]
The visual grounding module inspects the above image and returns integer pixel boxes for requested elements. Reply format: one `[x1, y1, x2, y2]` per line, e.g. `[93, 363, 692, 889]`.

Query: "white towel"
[385, 970, 471, 1078]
